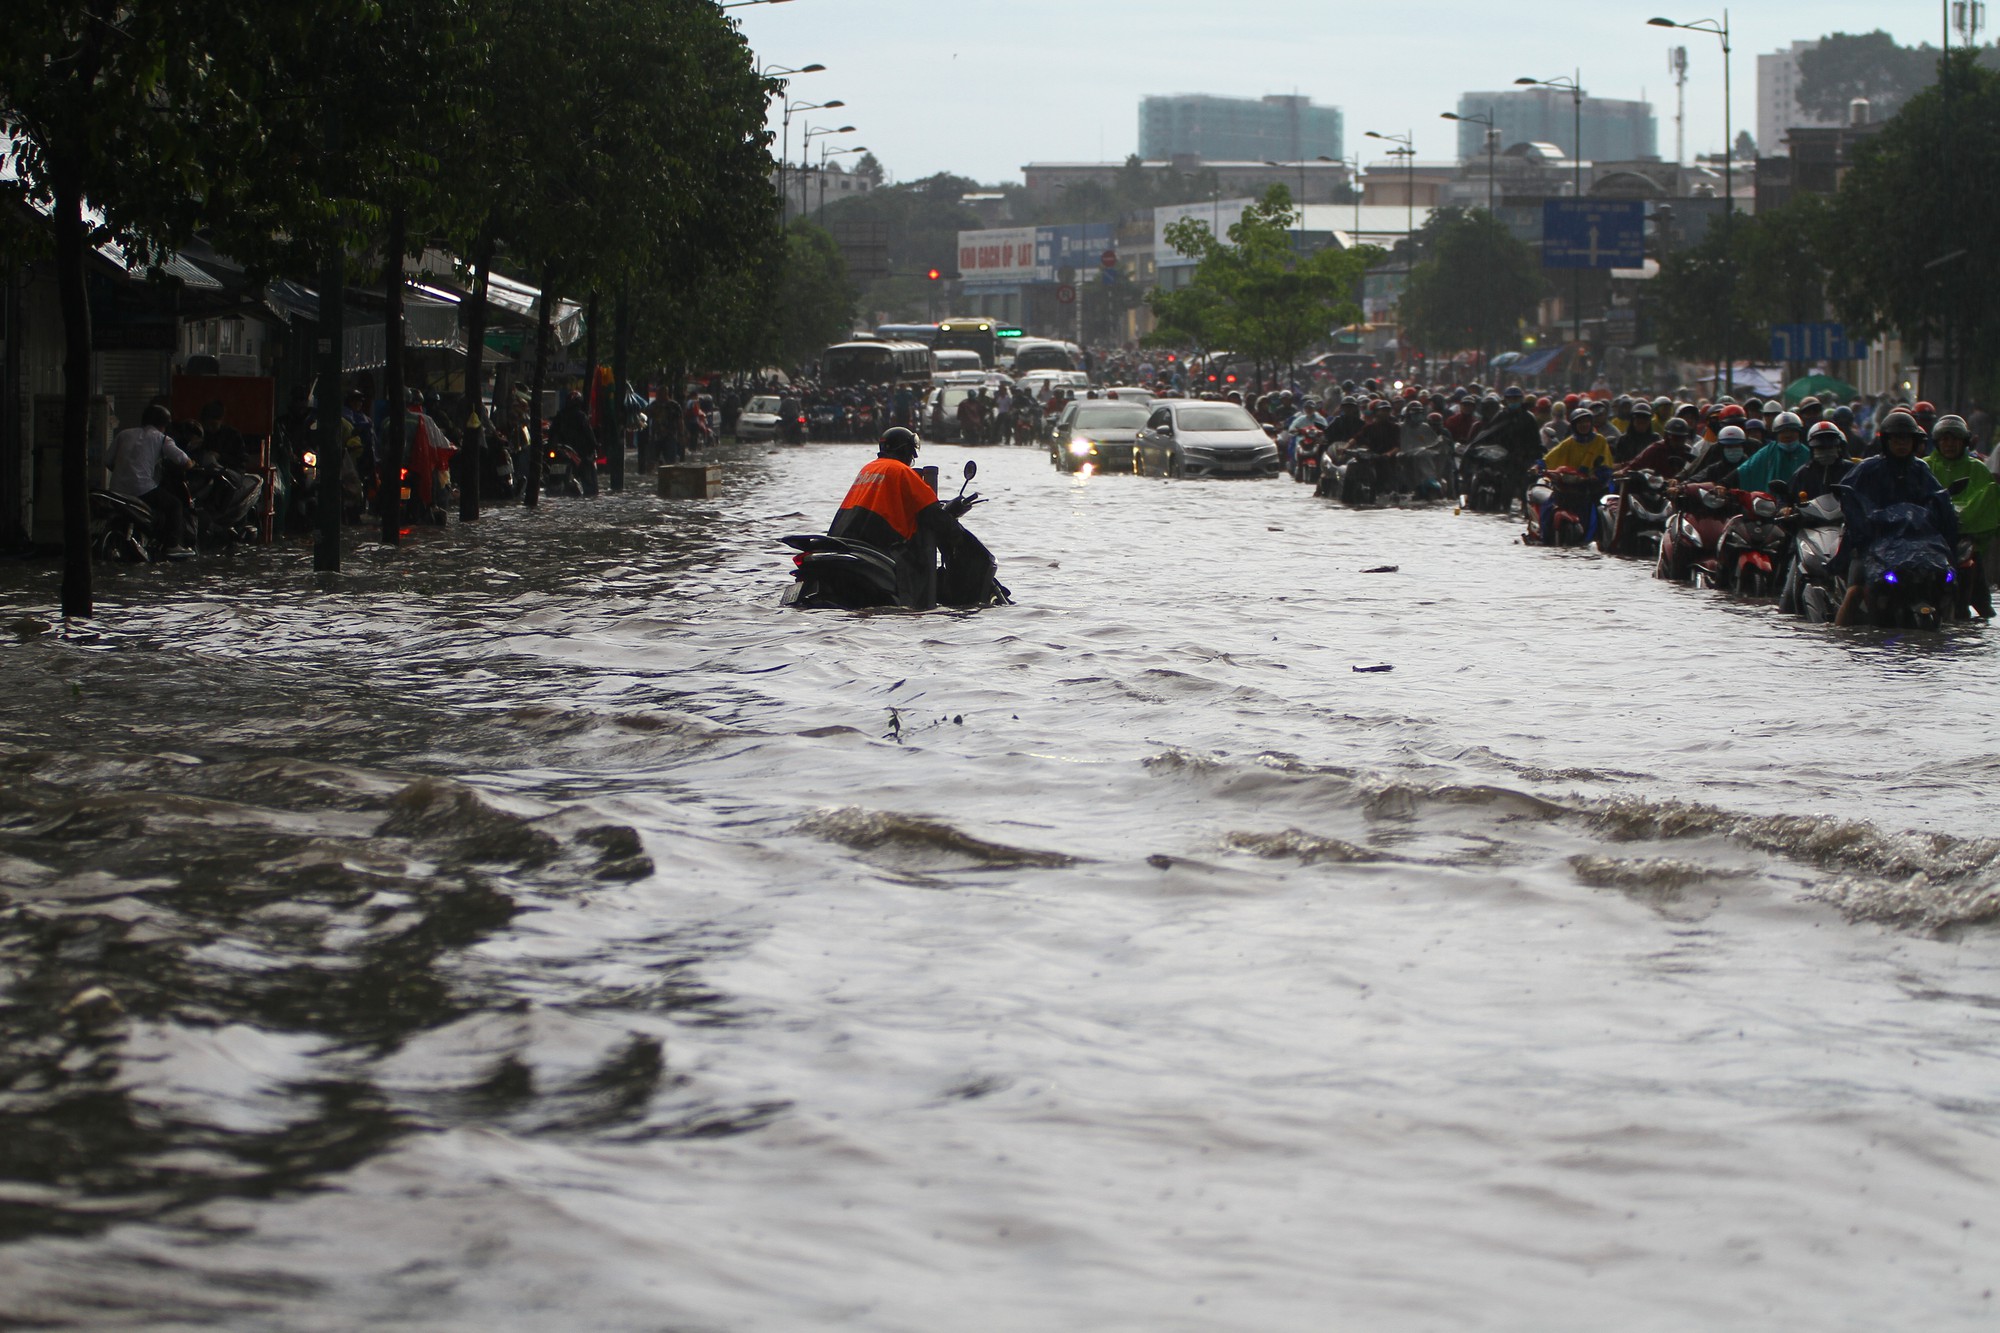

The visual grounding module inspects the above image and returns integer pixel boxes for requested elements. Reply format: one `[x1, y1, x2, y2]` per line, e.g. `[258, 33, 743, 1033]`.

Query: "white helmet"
[1717, 424, 1748, 444]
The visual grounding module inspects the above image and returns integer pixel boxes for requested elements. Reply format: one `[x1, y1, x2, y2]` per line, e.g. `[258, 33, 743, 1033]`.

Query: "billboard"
[1154, 198, 1255, 268]
[1542, 199, 1645, 269]
[957, 227, 1039, 283]
[1038, 223, 1116, 278]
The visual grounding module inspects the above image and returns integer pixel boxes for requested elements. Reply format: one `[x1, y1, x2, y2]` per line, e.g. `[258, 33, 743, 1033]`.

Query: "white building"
[1758, 40, 1844, 157]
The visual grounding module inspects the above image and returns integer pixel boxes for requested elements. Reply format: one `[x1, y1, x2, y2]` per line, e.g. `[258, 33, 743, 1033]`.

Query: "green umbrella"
[1785, 373, 1859, 405]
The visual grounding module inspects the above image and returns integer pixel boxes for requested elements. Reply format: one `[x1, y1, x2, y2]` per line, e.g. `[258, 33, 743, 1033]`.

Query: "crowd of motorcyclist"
[1252, 375, 1994, 629]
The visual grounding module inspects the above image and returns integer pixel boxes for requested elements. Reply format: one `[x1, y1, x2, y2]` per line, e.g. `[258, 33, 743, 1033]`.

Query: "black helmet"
[1629, 399, 1654, 418]
[878, 426, 919, 461]
[1877, 410, 1920, 439]
[1664, 417, 1692, 438]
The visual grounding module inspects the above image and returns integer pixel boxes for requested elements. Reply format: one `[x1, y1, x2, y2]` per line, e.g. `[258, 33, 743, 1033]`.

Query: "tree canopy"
[1398, 208, 1544, 358]
[1146, 185, 1378, 371]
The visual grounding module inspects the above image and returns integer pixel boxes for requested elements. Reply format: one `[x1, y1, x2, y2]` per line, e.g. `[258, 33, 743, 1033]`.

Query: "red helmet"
[1563, 393, 1581, 409]
[1718, 404, 1747, 422]
[1402, 385, 1418, 399]
[1913, 400, 1937, 418]
[1535, 396, 1552, 412]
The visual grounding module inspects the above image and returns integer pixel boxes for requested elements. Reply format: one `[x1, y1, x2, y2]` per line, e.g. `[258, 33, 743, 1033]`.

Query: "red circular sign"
[1057, 284, 1077, 305]
[1100, 249, 1118, 269]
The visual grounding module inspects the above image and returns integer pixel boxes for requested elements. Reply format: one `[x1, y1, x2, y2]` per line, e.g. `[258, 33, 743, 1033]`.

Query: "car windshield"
[1074, 405, 1150, 430]
[1174, 405, 1260, 432]
[747, 397, 781, 413]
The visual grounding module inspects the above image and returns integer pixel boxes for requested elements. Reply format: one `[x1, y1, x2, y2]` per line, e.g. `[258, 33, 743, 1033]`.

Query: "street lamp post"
[781, 95, 842, 219]
[758, 64, 824, 214]
[1262, 159, 1310, 250]
[801, 122, 855, 219]
[816, 144, 866, 221]
[1440, 109, 1498, 213]
[1365, 130, 1417, 380]
[1441, 109, 1504, 379]
[1649, 14, 1732, 398]
[1516, 73, 1585, 385]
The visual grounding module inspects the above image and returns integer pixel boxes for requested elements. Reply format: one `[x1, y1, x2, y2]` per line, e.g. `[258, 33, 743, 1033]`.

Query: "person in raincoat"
[1924, 414, 1999, 615]
[1732, 411, 1810, 496]
[1834, 410, 1959, 625]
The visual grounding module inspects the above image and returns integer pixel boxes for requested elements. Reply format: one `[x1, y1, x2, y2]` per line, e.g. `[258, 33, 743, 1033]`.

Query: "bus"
[822, 339, 935, 390]
[934, 317, 1003, 368]
[1009, 338, 1077, 374]
[872, 323, 939, 346]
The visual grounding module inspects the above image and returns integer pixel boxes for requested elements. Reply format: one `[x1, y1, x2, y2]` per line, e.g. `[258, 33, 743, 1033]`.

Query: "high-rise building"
[1453, 89, 1657, 163]
[1138, 94, 1343, 165]
[1758, 40, 1845, 156]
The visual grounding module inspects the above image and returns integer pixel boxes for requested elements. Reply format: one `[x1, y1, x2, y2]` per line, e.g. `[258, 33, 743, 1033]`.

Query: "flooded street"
[3, 441, 1999, 1330]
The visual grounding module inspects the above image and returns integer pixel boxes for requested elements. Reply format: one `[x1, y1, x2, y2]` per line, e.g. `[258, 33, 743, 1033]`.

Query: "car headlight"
[1069, 438, 1093, 456]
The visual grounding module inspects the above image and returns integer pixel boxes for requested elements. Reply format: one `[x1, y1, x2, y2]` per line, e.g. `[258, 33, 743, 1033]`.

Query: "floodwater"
[1, 440, 1998, 1331]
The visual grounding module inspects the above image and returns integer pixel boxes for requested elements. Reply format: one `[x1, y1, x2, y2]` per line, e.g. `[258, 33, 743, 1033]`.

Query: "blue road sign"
[1541, 199, 1645, 269]
[1769, 322, 1868, 361]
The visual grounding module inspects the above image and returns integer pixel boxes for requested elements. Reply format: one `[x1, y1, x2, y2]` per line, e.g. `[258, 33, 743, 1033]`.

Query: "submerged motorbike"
[1595, 470, 1671, 559]
[1460, 442, 1514, 513]
[1778, 492, 1846, 621]
[1523, 467, 1602, 546]
[1288, 425, 1324, 486]
[781, 460, 1012, 611]
[1847, 500, 1960, 630]
[89, 489, 170, 563]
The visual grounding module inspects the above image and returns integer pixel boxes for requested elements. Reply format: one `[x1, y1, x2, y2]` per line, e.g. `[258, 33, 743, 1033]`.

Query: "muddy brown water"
[1, 441, 1997, 1330]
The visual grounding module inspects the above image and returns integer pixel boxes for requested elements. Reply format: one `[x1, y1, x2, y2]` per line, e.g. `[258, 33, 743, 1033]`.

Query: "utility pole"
[1670, 46, 1688, 167]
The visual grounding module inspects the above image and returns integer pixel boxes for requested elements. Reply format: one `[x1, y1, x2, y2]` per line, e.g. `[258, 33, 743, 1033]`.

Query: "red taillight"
[398, 467, 409, 481]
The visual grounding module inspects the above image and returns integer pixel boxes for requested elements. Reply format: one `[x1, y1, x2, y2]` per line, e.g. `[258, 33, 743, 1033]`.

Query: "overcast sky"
[735, 1, 1957, 183]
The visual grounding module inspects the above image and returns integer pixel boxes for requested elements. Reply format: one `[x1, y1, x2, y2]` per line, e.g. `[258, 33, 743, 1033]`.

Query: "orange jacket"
[831, 457, 937, 545]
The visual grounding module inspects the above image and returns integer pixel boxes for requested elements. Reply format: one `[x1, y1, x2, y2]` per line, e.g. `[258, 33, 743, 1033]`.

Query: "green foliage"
[1650, 196, 1836, 364]
[1398, 207, 1544, 355]
[1796, 31, 1940, 123]
[1821, 51, 2000, 397]
[768, 222, 858, 366]
[1145, 184, 1378, 368]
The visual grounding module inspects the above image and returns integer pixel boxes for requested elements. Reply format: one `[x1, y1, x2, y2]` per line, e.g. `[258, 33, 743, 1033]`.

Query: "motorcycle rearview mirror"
[963, 460, 978, 482]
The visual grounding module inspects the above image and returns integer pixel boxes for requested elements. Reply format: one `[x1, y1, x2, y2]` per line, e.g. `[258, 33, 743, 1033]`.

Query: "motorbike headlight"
[302, 451, 317, 467]
[1752, 496, 1778, 518]
[1069, 438, 1093, 456]
[1884, 571, 1900, 585]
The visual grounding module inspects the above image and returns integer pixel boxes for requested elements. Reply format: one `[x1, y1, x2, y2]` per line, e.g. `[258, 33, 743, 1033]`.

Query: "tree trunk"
[380, 202, 406, 545]
[611, 290, 629, 492]
[524, 264, 556, 509]
[584, 286, 596, 440]
[51, 153, 92, 619]
[460, 220, 494, 522]
[315, 108, 344, 573]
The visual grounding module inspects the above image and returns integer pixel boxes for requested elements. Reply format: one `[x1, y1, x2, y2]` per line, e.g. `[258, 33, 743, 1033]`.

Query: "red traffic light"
[927, 268, 942, 281]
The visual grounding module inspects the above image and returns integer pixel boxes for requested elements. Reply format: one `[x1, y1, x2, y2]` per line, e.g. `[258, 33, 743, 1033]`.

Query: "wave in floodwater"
[1, 442, 1998, 1331]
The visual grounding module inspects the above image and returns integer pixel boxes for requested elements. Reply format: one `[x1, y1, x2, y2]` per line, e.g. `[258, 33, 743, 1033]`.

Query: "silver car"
[1135, 401, 1281, 478]
[736, 395, 783, 441]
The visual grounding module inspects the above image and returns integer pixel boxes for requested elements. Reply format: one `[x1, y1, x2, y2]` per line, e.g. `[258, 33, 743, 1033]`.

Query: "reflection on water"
[1, 441, 1998, 1330]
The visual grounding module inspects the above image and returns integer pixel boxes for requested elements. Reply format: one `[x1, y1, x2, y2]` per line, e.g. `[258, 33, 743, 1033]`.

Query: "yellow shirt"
[1543, 432, 1613, 473]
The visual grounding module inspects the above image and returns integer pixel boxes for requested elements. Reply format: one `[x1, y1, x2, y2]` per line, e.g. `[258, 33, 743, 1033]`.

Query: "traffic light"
[927, 268, 942, 282]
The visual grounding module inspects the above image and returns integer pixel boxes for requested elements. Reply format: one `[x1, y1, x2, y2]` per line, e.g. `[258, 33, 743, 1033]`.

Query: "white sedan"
[736, 395, 782, 441]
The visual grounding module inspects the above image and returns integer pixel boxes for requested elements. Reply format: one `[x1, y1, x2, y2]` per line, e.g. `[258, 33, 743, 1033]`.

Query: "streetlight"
[1366, 131, 1418, 381]
[1440, 109, 1499, 214]
[758, 65, 824, 214]
[1442, 109, 1505, 379]
[816, 144, 866, 221]
[1263, 159, 1311, 251]
[801, 122, 855, 219]
[1649, 13, 1733, 397]
[1516, 73, 1585, 381]
[782, 98, 843, 218]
